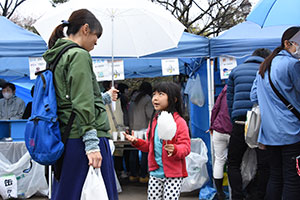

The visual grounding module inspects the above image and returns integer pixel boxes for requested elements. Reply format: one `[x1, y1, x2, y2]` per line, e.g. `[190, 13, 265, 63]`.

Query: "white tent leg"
[48, 165, 52, 199]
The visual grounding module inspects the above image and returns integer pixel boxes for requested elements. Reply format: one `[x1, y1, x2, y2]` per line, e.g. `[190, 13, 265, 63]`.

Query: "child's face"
[152, 91, 168, 111]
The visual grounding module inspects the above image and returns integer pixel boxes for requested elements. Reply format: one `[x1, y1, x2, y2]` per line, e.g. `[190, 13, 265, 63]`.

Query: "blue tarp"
[0, 16, 47, 57]
[210, 21, 295, 58]
[0, 16, 47, 104]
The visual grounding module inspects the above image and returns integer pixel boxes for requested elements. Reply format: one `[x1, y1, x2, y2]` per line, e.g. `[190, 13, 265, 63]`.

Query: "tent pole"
[207, 57, 215, 180]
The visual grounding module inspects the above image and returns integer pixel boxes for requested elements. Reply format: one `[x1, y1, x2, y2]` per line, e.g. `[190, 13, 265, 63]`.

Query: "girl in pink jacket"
[124, 81, 191, 200]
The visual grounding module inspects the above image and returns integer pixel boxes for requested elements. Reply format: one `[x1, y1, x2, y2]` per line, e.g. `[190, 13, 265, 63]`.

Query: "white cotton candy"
[157, 111, 177, 141]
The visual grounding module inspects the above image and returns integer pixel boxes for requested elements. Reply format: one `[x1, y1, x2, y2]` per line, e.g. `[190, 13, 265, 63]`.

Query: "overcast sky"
[14, 0, 260, 19]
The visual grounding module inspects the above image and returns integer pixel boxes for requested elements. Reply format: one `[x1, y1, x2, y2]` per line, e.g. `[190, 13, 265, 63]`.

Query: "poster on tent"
[219, 56, 237, 79]
[28, 57, 47, 80]
[161, 58, 179, 76]
[92, 59, 125, 81]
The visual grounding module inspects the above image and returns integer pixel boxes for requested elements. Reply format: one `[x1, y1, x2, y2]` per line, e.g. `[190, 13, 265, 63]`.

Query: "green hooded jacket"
[43, 38, 111, 139]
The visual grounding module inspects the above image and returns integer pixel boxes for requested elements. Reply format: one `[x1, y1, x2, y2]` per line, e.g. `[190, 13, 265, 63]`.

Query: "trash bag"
[241, 148, 257, 189]
[181, 139, 209, 192]
[81, 166, 109, 200]
[0, 143, 48, 198]
[184, 74, 205, 107]
[0, 173, 17, 199]
[157, 111, 177, 141]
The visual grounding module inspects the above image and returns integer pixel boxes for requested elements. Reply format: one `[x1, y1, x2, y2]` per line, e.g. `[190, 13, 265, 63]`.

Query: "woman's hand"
[87, 151, 102, 168]
[108, 88, 119, 101]
[164, 143, 174, 157]
[123, 131, 138, 143]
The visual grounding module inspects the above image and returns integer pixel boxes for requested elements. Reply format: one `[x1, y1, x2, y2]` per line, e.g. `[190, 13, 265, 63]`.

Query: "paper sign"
[161, 58, 179, 76]
[219, 56, 237, 79]
[28, 57, 47, 80]
[92, 59, 124, 81]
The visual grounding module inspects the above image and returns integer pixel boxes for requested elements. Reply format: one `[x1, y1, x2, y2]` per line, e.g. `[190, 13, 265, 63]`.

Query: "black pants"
[246, 148, 270, 200]
[265, 142, 300, 200]
[227, 119, 248, 200]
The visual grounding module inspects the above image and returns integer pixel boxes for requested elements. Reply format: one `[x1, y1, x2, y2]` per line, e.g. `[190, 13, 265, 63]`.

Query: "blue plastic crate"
[0, 120, 10, 139]
[9, 120, 27, 141]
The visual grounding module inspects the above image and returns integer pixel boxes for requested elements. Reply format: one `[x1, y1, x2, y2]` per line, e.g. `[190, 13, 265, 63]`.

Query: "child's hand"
[123, 131, 138, 143]
[164, 143, 174, 157]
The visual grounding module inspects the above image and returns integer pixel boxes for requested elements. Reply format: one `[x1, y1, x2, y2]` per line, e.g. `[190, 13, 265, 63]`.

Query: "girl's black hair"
[259, 26, 300, 78]
[48, 9, 103, 48]
[134, 82, 152, 103]
[152, 81, 184, 117]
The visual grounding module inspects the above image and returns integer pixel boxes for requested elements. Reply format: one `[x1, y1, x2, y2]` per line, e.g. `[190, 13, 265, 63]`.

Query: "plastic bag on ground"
[81, 166, 109, 200]
[0, 173, 17, 199]
[157, 111, 177, 141]
[0, 142, 48, 198]
[181, 138, 209, 192]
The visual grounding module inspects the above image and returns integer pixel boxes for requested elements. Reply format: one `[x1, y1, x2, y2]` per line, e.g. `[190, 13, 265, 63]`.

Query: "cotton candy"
[157, 111, 177, 140]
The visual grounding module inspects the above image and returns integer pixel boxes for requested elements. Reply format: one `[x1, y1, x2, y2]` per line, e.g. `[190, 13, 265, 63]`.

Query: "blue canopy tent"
[210, 20, 294, 58]
[0, 16, 48, 104]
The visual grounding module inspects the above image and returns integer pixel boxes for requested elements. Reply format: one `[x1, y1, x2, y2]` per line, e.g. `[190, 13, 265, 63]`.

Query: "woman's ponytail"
[48, 24, 65, 49]
[258, 26, 300, 78]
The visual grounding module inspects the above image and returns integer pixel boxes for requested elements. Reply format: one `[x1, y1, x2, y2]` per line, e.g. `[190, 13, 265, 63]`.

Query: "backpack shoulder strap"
[48, 43, 81, 72]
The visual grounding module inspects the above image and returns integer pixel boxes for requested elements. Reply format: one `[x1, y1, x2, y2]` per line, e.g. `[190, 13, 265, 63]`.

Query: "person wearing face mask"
[250, 26, 300, 200]
[0, 82, 25, 120]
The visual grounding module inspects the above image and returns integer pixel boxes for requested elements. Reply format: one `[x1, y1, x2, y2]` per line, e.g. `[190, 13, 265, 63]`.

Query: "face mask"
[2, 92, 12, 99]
[291, 43, 300, 59]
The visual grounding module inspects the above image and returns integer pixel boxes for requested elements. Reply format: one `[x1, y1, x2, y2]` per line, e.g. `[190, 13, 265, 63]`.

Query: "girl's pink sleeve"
[172, 118, 191, 160]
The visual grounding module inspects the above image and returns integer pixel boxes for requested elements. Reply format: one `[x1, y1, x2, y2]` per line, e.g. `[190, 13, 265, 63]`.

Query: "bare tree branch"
[152, 0, 252, 37]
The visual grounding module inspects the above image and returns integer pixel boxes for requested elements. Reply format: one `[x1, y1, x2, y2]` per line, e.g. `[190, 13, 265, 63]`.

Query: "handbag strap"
[268, 69, 300, 120]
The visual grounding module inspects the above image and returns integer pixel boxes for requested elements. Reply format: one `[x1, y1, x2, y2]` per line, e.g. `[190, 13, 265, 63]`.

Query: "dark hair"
[134, 82, 152, 103]
[152, 81, 183, 117]
[48, 9, 103, 48]
[102, 81, 111, 92]
[259, 26, 300, 78]
[118, 83, 129, 94]
[252, 48, 272, 59]
[3, 82, 16, 91]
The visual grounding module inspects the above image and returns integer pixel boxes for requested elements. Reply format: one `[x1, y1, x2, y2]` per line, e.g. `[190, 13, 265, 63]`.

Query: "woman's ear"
[81, 23, 90, 35]
[284, 40, 292, 49]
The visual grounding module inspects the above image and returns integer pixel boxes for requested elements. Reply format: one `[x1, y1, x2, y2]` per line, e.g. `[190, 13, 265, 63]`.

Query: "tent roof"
[141, 32, 209, 58]
[0, 16, 47, 57]
[210, 21, 295, 58]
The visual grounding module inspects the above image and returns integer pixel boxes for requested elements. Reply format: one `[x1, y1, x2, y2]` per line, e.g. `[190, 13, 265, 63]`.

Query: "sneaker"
[139, 176, 149, 183]
[129, 176, 139, 182]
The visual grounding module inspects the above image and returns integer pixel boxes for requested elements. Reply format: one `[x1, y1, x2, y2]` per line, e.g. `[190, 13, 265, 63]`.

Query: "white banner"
[92, 59, 125, 81]
[161, 58, 179, 76]
[219, 56, 237, 79]
[28, 57, 46, 80]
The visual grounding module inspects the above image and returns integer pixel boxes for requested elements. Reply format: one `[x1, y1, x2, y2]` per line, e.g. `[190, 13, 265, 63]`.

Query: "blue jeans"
[265, 142, 300, 200]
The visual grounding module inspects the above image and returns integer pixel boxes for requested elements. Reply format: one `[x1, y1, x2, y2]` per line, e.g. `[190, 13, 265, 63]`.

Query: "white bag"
[157, 111, 177, 141]
[0, 174, 17, 199]
[184, 74, 205, 107]
[181, 139, 209, 192]
[241, 148, 257, 189]
[81, 166, 109, 200]
[244, 104, 261, 148]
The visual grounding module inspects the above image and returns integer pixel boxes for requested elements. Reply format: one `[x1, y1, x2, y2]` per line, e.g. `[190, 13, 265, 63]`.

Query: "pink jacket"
[132, 112, 191, 178]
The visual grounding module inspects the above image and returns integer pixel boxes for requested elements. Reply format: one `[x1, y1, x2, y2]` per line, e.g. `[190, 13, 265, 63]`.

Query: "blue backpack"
[25, 44, 79, 165]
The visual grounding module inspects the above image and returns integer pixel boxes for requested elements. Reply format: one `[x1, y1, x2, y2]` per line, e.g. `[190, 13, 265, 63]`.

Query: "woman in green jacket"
[43, 9, 118, 200]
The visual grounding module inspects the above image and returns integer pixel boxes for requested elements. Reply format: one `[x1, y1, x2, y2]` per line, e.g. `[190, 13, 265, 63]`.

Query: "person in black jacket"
[22, 86, 34, 119]
[226, 48, 271, 200]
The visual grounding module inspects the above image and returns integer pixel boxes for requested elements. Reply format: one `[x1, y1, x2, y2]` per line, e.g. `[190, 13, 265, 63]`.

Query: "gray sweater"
[128, 94, 154, 130]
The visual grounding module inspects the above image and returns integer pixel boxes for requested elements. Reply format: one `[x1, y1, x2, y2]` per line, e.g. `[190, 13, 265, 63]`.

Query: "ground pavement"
[28, 178, 199, 200]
